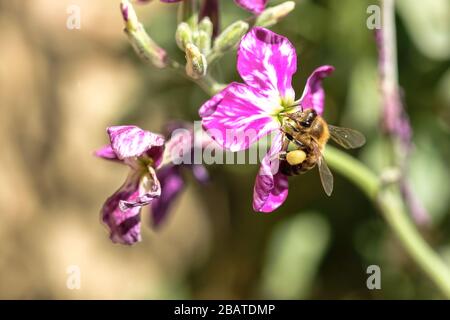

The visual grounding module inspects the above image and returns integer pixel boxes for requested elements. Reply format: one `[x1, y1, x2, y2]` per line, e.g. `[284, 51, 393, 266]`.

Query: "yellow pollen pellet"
[286, 150, 307, 165]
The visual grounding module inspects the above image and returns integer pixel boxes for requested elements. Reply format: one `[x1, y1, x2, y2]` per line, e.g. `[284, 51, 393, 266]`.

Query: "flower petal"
[164, 126, 195, 165]
[101, 171, 142, 245]
[201, 83, 280, 151]
[136, 1, 182, 5]
[191, 164, 209, 184]
[119, 166, 161, 210]
[151, 165, 185, 228]
[146, 145, 165, 168]
[107, 125, 165, 160]
[234, 0, 268, 14]
[94, 144, 120, 162]
[199, 87, 226, 117]
[253, 132, 289, 212]
[299, 65, 335, 115]
[200, 0, 220, 37]
[237, 27, 297, 101]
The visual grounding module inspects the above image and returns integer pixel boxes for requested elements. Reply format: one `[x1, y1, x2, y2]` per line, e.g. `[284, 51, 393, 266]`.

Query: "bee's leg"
[281, 135, 290, 150]
[280, 128, 306, 149]
[280, 122, 300, 138]
[280, 127, 296, 143]
[279, 132, 290, 160]
[285, 122, 300, 133]
[292, 139, 305, 148]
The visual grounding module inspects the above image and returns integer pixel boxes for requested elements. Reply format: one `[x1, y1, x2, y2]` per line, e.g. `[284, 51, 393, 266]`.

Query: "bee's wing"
[316, 150, 334, 196]
[328, 125, 366, 149]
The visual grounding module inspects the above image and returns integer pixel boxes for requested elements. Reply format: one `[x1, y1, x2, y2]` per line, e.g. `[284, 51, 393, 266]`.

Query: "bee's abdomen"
[280, 154, 317, 176]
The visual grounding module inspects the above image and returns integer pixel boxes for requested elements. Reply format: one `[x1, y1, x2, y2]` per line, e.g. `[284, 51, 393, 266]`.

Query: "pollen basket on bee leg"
[286, 150, 307, 165]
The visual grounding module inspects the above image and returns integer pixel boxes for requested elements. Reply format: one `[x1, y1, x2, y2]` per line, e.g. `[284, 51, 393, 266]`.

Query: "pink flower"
[199, 27, 334, 212]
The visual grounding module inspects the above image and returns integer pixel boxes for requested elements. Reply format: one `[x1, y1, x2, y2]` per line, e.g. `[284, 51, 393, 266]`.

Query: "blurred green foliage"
[260, 212, 330, 299]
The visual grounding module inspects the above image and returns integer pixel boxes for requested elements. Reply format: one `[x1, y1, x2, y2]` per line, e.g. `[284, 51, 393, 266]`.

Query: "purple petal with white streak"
[199, 87, 226, 117]
[119, 166, 161, 210]
[201, 82, 280, 151]
[94, 144, 120, 162]
[253, 131, 289, 212]
[237, 27, 297, 101]
[107, 125, 165, 160]
[101, 171, 142, 245]
[299, 65, 335, 115]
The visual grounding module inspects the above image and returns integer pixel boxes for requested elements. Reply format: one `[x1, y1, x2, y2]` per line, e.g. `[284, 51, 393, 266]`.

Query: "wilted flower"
[95, 126, 165, 244]
[96, 124, 208, 244]
[199, 27, 334, 212]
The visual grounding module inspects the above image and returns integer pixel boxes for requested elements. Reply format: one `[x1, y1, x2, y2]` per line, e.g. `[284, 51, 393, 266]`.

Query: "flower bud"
[120, 0, 139, 31]
[199, 17, 213, 40]
[120, 0, 167, 68]
[213, 21, 249, 54]
[185, 43, 207, 79]
[176, 22, 193, 51]
[197, 30, 212, 55]
[197, 17, 213, 54]
[255, 1, 296, 28]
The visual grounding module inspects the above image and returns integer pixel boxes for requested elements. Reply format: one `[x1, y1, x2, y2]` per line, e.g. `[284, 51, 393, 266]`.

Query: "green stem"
[325, 146, 450, 298]
[324, 147, 379, 199]
[167, 58, 225, 96]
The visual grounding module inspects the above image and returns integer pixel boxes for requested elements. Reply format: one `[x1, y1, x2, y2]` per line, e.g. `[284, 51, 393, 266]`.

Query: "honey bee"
[279, 108, 366, 196]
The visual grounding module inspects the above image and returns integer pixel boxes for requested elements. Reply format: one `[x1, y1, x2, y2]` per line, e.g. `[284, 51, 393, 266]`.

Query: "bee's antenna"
[280, 111, 297, 119]
[289, 102, 302, 109]
[280, 101, 303, 118]
[283, 101, 302, 111]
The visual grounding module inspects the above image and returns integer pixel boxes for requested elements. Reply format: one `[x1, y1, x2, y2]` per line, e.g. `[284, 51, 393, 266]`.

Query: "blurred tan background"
[0, 0, 215, 299]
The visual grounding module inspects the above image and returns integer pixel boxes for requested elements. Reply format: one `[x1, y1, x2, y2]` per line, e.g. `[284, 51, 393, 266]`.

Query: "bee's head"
[298, 108, 317, 127]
